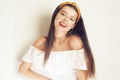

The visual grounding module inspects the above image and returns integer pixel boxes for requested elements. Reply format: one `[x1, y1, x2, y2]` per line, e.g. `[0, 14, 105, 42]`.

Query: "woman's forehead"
[59, 6, 78, 17]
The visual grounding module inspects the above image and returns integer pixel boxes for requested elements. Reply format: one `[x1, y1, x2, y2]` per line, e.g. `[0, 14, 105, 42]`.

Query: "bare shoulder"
[33, 37, 46, 49]
[68, 35, 83, 50]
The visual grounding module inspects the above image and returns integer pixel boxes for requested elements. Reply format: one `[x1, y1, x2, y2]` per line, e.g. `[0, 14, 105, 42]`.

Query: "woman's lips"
[59, 22, 67, 28]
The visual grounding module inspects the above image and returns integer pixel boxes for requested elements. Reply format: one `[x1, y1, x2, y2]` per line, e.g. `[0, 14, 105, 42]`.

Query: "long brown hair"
[44, 2, 95, 78]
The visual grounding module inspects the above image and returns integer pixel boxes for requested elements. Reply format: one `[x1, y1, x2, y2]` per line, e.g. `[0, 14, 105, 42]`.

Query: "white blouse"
[22, 46, 87, 80]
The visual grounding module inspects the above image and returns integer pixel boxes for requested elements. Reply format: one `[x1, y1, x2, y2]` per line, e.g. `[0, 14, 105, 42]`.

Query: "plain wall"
[0, 0, 120, 80]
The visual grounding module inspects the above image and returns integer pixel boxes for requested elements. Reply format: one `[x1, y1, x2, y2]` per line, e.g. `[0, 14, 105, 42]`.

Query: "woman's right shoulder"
[33, 37, 46, 48]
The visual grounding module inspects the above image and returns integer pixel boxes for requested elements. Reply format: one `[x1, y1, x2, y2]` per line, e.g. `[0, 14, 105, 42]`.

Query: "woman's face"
[54, 6, 78, 33]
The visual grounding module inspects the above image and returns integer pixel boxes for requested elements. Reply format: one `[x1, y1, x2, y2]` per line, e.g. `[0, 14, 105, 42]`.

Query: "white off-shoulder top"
[22, 46, 87, 80]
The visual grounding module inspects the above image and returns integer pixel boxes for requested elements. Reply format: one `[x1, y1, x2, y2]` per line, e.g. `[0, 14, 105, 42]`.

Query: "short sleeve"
[21, 46, 34, 63]
[74, 49, 88, 70]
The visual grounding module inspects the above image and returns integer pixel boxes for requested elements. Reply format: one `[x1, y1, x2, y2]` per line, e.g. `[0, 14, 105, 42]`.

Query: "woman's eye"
[70, 18, 74, 21]
[61, 13, 66, 16]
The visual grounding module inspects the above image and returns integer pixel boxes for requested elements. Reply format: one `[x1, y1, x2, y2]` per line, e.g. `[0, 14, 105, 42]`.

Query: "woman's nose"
[63, 16, 68, 21]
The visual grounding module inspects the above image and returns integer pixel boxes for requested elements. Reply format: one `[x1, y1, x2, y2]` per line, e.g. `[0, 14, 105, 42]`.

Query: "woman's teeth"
[59, 22, 67, 27]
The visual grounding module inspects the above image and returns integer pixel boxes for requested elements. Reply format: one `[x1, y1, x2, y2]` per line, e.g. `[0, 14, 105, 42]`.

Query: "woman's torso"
[29, 46, 85, 80]
[23, 36, 86, 80]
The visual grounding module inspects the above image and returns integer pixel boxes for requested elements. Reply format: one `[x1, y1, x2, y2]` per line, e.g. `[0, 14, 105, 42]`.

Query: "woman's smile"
[54, 6, 77, 32]
[59, 21, 67, 28]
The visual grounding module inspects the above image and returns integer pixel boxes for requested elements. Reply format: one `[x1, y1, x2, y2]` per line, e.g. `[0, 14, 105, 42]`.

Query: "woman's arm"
[19, 61, 52, 80]
[77, 70, 88, 80]
[68, 35, 88, 80]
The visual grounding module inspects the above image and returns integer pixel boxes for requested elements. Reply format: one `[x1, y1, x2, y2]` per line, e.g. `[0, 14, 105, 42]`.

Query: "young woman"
[19, 2, 95, 80]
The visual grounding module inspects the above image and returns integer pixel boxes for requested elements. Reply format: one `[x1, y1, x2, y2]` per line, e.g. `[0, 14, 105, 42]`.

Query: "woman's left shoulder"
[68, 35, 83, 50]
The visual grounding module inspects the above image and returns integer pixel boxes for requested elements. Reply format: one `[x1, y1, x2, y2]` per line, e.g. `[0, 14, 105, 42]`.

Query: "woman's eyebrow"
[60, 10, 76, 19]
[60, 10, 67, 14]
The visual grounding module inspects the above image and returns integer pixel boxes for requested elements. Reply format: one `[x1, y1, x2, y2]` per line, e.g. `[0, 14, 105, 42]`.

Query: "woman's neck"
[54, 31, 68, 45]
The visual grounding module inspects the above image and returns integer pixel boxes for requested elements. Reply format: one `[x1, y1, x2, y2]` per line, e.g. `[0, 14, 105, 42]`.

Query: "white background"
[0, 0, 120, 80]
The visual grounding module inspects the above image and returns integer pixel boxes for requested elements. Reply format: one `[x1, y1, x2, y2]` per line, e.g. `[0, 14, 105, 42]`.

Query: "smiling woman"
[18, 1, 95, 80]
[54, 6, 77, 32]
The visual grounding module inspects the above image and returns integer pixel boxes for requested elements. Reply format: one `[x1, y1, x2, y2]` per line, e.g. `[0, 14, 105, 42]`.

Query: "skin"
[19, 6, 88, 80]
[54, 6, 77, 34]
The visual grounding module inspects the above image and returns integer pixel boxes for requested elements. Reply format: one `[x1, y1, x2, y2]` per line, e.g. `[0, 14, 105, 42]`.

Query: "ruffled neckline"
[31, 45, 84, 53]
